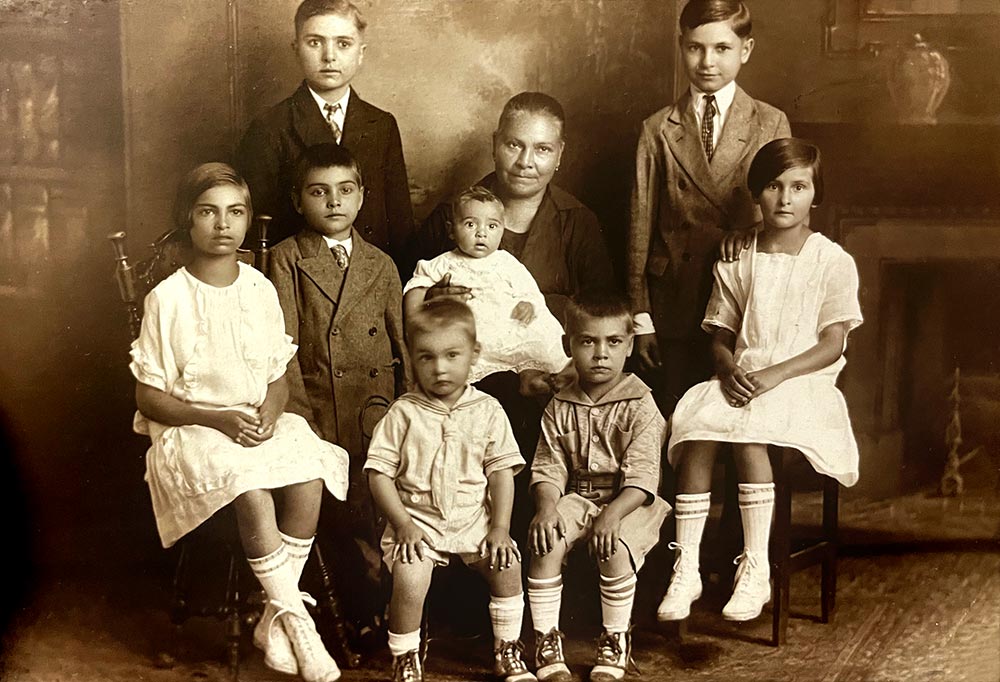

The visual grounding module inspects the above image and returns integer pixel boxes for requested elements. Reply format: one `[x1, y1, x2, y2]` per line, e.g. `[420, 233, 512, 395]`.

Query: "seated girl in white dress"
[130, 163, 349, 682]
[403, 186, 569, 396]
[656, 139, 863, 625]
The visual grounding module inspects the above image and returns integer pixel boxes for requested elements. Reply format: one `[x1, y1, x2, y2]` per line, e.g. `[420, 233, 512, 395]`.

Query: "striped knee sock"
[599, 572, 637, 633]
[279, 531, 314, 587]
[527, 575, 562, 634]
[738, 483, 775, 555]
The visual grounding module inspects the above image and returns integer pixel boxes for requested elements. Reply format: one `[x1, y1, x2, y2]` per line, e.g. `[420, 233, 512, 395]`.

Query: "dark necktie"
[324, 102, 342, 144]
[702, 94, 717, 161]
[331, 244, 349, 270]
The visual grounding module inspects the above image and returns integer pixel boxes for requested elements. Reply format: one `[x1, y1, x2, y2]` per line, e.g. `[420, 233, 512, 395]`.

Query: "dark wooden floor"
[3, 490, 998, 682]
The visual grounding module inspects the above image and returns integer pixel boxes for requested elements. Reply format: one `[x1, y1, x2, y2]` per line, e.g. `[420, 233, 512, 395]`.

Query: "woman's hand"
[392, 521, 429, 564]
[719, 363, 756, 407]
[719, 226, 757, 262]
[746, 365, 785, 400]
[529, 505, 566, 557]
[510, 300, 535, 325]
[423, 272, 473, 303]
[589, 508, 622, 563]
[480, 527, 521, 570]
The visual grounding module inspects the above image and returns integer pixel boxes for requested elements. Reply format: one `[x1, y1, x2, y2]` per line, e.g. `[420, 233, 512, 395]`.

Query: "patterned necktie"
[702, 94, 717, 161]
[331, 243, 349, 270]
[324, 102, 342, 144]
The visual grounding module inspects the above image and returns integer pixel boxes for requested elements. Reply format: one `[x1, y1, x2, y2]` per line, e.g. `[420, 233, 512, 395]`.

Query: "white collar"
[308, 85, 351, 118]
[322, 234, 353, 256]
[690, 81, 736, 122]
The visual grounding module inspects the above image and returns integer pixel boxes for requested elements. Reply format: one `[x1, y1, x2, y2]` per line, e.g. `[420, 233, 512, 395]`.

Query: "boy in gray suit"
[628, 0, 790, 412]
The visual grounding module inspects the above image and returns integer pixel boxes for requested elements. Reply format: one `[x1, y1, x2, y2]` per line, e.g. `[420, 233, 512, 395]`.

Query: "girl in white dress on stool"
[130, 163, 349, 682]
[656, 139, 863, 624]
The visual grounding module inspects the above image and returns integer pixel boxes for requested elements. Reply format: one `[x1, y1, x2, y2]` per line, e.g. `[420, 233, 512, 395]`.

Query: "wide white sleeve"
[818, 251, 863, 335]
[702, 260, 743, 334]
[129, 289, 174, 392]
[260, 279, 297, 384]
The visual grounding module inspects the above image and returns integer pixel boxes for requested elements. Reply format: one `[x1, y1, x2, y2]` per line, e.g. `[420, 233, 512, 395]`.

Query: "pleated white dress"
[667, 233, 863, 486]
[130, 264, 349, 547]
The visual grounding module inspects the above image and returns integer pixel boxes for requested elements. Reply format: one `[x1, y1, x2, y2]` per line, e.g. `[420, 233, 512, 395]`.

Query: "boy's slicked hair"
[564, 292, 635, 337]
[173, 162, 253, 233]
[497, 91, 566, 139]
[292, 142, 364, 193]
[679, 0, 752, 38]
[294, 0, 367, 35]
[407, 298, 478, 344]
[449, 185, 504, 224]
[747, 138, 825, 205]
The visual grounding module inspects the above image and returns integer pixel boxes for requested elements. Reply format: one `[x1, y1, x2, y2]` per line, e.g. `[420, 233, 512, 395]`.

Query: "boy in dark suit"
[269, 142, 408, 649]
[628, 0, 790, 413]
[238, 0, 414, 272]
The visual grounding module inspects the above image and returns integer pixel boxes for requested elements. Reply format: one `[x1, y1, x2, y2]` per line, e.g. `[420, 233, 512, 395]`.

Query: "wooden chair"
[769, 446, 838, 646]
[671, 447, 839, 647]
[108, 217, 360, 679]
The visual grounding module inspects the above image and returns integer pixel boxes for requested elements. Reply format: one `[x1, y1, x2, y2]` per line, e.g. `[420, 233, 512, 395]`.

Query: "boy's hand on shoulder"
[719, 226, 757, 263]
[719, 363, 756, 408]
[480, 528, 521, 570]
[510, 300, 535, 325]
[392, 521, 429, 565]
[589, 508, 623, 563]
[529, 507, 566, 557]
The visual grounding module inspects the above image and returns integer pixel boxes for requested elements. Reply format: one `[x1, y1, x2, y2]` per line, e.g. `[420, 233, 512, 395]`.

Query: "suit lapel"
[290, 81, 338, 148]
[295, 229, 346, 304]
[340, 91, 376, 151]
[709, 86, 756, 188]
[334, 229, 382, 321]
[664, 92, 721, 211]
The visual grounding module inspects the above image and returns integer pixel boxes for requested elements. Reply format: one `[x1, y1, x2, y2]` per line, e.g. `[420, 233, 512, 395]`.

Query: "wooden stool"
[769, 446, 839, 646]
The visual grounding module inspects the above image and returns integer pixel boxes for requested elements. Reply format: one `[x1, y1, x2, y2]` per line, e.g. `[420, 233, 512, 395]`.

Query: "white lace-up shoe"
[722, 550, 771, 621]
[656, 542, 703, 621]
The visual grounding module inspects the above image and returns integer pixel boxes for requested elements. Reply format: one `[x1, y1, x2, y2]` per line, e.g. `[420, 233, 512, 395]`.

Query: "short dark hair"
[564, 293, 635, 337]
[292, 142, 364, 194]
[497, 91, 566, 139]
[448, 185, 504, 224]
[747, 138, 825, 205]
[294, 0, 366, 36]
[173, 162, 253, 234]
[407, 299, 477, 345]
[679, 0, 752, 38]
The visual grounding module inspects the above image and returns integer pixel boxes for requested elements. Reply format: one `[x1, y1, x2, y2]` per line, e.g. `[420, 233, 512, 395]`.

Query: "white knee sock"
[527, 575, 562, 634]
[738, 483, 775, 555]
[489, 593, 525, 644]
[674, 493, 711, 563]
[388, 629, 421, 657]
[599, 573, 637, 633]
[280, 531, 314, 587]
[247, 544, 306, 614]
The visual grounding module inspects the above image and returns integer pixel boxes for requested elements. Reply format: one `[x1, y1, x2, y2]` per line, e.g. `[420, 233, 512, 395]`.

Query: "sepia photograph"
[0, 0, 997, 680]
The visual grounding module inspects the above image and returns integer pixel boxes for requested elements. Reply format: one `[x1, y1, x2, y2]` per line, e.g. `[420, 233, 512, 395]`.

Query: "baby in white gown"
[404, 186, 570, 394]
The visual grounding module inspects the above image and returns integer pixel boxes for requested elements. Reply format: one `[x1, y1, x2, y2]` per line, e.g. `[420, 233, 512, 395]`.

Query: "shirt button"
[334, 369, 344, 378]
[331, 327, 340, 336]
[369, 326, 378, 336]
[590, 463, 599, 471]
[591, 434, 600, 443]
[410, 493, 420, 503]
